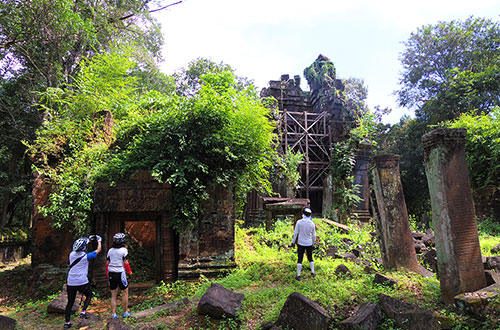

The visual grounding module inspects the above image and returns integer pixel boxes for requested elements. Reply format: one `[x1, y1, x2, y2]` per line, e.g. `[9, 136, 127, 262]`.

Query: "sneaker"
[295, 275, 301, 281]
[111, 314, 119, 319]
[64, 322, 72, 329]
[80, 311, 89, 319]
[122, 311, 131, 318]
[312, 272, 316, 278]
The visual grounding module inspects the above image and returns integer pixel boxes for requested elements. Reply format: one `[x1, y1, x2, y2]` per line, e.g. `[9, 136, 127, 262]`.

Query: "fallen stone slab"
[198, 283, 244, 319]
[319, 218, 350, 233]
[454, 283, 500, 316]
[133, 297, 191, 319]
[275, 292, 331, 330]
[378, 294, 446, 330]
[47, 284, 82, 314]
[338, 302, 383, 330]
[0, 315, 16, 330]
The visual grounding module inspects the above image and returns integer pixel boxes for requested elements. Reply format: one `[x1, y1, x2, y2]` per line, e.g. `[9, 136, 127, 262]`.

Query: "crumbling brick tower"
[260, 55, 368, 218]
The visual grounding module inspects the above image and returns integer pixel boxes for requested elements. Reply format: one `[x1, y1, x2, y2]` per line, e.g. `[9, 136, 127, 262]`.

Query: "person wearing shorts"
[106, 232, 132, 319]
[291, 207, 316, 280]
[64, 235, 102, 329]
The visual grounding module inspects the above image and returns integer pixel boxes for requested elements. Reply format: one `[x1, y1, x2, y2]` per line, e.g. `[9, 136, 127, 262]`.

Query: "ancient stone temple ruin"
[248, 54, 371, 222]
[32, 173, 235, 288]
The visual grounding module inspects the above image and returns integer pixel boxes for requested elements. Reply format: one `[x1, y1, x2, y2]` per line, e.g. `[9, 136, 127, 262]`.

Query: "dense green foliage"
[102, 70, 276, 232]
[0, 0, 169, 227]
[0, 226, 30, 244]
[449, 107, 500, 190]
[398, 16, 500, 122]
[389, 16, 500, 220]
[28, 51, 276, 235]
[303, 56, 337, 89]
[375, 117, 431, 217]
[28, 49, 139, 234]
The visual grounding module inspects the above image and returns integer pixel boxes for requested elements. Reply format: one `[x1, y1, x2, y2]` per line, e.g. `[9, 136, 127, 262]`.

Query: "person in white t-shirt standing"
[106, 232, 133, 319]
[64, 235, 102, 329]
[291, 207, 316, 280]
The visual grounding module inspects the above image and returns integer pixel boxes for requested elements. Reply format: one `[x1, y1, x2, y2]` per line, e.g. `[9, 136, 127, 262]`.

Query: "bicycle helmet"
[73, 237, 88, 252]
[303, 207, 312, 217]
[113, 232, 126, 245]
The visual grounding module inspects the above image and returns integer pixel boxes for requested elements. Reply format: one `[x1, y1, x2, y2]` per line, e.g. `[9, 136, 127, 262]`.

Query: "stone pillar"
[352, 141, 372, 222]
[371, 154, 422, 273]
[322, 173, 333, 218]
[178, 184, 236, 280]
[422, 128, 486, 304]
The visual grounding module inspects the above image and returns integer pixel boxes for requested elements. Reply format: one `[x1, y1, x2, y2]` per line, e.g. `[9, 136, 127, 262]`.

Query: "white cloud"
[156, 0, 500, 124]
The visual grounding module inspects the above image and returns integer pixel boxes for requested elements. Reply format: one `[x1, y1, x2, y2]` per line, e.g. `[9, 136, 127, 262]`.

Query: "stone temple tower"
[257, 54, 369, 220]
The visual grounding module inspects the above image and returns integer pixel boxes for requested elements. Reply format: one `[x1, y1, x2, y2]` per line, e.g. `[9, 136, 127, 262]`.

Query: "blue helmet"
[113, 232, 126, 245]
[73, 237, 89, 252]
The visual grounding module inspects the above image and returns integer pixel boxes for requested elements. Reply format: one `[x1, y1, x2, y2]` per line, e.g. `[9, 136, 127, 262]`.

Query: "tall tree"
[389, 16, 500, 221]
[0, 0, 178, 227]
[397, 16, 500, 124]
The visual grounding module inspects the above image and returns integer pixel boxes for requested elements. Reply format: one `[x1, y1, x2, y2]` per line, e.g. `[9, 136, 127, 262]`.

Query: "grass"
[2, 217, 500, 329]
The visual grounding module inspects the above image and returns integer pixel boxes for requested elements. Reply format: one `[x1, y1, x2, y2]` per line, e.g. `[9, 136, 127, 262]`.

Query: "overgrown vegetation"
[27, 51, 277, 235]
[448, 107, 500, 190]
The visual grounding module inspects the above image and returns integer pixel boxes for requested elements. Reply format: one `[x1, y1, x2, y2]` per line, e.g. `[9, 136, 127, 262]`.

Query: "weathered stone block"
[47, 284, 82, 314]
[275, 292, 331, 330]
[374, 273, 398, 288]
[0, 315, 16, 330]
[338, 302, 383, 330]
[335, 264, 353, 277]
[454, 283, 500, 316]
[378, 294, 439, 330]
[198, 283, 244, 319]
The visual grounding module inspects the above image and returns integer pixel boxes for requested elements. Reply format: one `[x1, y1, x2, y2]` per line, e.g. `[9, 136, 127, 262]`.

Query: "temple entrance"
[105, 212, 169, 286]
[124, 220, 158, 283]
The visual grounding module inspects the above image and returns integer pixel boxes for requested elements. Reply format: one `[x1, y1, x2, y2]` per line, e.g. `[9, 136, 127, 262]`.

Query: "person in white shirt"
[106, 232, 133, 319]
[291, 207, 316, 280]
[64, 235, 102, 329]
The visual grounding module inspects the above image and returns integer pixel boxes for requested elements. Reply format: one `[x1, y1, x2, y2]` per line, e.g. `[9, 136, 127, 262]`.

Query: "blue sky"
[154, 0, 500, 124]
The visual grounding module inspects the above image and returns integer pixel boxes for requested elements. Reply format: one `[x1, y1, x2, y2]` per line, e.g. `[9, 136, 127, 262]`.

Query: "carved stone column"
[423, 128, 486, 304]
[352, 141, 372, 222]
[372, 154, 424, 274]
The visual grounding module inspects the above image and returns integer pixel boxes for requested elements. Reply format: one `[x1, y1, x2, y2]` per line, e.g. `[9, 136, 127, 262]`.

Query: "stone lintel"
[373, 154, 399, 169]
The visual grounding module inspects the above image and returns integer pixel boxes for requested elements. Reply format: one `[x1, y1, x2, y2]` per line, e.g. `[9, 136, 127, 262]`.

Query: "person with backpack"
[107, 232, 133, 319]
[291, 207, 316, 280]
[64, 235, 102, 329]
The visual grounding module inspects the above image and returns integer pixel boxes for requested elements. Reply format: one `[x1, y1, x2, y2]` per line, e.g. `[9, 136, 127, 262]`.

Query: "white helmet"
[303, 207, 312, 217]
[113, 232, 126, 245]
[73, 237, 89, 252]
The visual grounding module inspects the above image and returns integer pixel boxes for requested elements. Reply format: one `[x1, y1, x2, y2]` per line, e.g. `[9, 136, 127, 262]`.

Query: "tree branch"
[120, 1, 182, 21]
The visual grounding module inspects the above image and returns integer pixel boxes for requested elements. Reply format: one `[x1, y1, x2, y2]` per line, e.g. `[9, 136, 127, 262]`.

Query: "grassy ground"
[1, 218, 500, 329]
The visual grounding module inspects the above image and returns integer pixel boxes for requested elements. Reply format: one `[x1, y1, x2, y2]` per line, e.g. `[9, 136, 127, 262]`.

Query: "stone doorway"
[95, 210, 177, 292]
[106, 213, 161, 284]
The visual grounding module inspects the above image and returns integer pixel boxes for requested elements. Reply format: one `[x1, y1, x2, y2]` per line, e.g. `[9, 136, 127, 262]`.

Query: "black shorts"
[109, 271, 128, 290]
[297, 244, 313, 263]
